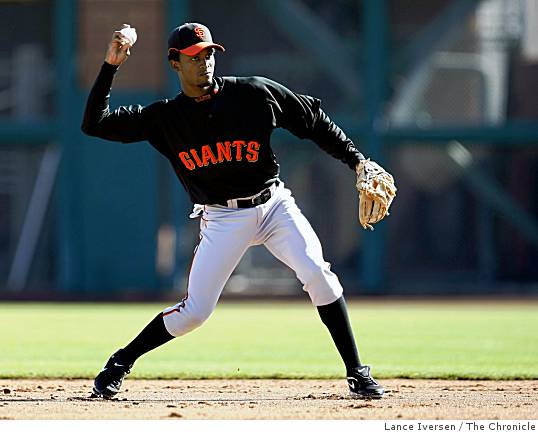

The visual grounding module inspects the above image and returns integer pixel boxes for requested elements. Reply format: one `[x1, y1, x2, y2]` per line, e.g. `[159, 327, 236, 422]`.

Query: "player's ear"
[169, 60, 181, 72]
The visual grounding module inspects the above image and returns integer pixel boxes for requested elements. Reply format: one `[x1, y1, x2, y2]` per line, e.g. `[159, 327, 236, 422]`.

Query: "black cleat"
[92, 349, 133, 399]
[347, 365, 384, 399]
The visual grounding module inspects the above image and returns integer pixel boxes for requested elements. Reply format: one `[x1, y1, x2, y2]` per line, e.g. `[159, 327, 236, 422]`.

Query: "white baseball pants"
[162, 183, 343, 337]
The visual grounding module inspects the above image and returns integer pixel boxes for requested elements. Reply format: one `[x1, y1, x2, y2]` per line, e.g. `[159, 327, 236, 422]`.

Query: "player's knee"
[301, 263, 343, 306]
[162, 304, 213, 337]
[188, 308, 212, 328]
[298, 260, 330, 286]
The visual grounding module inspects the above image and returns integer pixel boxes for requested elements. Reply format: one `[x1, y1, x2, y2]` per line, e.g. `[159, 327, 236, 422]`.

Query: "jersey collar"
[179, 77, 222, 103]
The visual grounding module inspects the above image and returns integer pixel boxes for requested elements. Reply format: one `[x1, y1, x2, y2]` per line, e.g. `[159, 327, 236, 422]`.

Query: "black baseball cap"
[167, 23, 225, 58]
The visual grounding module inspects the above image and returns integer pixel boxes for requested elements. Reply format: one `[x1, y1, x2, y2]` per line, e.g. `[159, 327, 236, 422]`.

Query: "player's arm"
[259, 77, 396, 229]
[309, 108, 365, 170]
[257, 77, 364, 171]
[81, 26, 151, 143]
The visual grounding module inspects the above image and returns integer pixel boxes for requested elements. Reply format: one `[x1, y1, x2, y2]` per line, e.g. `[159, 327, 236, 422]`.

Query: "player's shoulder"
[143, 98, 172, 113]
[222, 75, 283, 88]
[149, 98, 172, 108]
[135, 98, 173, 124]
[221, 76, 289, 97]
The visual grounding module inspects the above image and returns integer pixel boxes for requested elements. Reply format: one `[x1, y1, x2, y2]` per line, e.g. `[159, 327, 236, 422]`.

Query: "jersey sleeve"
[254, 77, 365, 171]
[81, 62, 156, 143]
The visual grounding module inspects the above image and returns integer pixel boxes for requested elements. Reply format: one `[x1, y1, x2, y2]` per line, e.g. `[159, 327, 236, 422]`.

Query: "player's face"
[177, 48, 216, 92]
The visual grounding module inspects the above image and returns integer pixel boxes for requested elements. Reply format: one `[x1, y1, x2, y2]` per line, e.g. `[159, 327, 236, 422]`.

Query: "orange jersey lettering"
[231, 140, 246, 161]
[179, 152, 196, 170]
[178, 139, 259, 171]
[189, 149, 203, 167]
[246, 141, 260, 162]
[200, 145, 217, 166]
[216, 141, 232, 163]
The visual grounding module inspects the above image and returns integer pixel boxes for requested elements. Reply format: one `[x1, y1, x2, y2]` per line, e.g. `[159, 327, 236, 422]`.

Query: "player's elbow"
[81, 124, 91, 136]
[81, 119, 100, 137]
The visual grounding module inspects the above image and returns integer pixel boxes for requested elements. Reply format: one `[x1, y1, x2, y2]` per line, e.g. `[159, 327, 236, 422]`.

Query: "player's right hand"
[105, 25, 134, 66]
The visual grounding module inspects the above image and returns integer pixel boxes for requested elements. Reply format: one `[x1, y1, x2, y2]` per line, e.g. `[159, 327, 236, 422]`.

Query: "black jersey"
[82, 62, 364, 204]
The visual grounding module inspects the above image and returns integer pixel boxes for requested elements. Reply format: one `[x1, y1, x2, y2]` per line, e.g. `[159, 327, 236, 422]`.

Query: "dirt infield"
[0, 379, 536, 420]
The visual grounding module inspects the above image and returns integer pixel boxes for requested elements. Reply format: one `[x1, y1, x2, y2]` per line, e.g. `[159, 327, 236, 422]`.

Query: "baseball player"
[82, 22, 396, 400]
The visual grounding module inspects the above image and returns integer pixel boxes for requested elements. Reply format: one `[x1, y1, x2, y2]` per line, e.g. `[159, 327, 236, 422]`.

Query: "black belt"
[220, 180, 280, 208]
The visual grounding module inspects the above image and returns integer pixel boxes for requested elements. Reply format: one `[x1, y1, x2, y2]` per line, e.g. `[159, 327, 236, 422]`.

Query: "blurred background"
[0, 0, 536, 301]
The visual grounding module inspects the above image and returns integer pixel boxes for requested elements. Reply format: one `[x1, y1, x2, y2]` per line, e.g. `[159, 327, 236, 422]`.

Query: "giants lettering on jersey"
[178, 140, 260, 171]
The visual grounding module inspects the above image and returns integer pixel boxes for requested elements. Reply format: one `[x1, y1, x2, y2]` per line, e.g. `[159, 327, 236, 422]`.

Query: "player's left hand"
[355, 159, 397, 230]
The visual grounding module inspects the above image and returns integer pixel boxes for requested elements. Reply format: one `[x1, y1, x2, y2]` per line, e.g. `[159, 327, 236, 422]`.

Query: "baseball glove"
[355, 159, 397, 230]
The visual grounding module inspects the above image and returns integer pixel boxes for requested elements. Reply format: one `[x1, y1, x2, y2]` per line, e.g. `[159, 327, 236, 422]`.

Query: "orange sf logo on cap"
[194, 27, 205, 39]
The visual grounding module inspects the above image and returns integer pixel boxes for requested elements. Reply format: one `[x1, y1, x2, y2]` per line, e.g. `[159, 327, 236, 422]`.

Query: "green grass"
[1, 301, 537, 379]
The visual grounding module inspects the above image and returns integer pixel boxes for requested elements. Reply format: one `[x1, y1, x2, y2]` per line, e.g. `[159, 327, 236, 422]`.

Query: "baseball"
[119, 24, 137, 45]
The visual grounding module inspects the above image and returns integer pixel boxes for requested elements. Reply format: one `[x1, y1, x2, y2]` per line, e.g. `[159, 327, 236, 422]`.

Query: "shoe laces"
[353, 366, 378, 386]
[104, 355, 132, 374]
[113, 362, 131, 375]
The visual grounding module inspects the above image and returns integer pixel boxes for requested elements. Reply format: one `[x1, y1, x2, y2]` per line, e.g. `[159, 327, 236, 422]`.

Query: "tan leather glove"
[355, 159, 397, 230]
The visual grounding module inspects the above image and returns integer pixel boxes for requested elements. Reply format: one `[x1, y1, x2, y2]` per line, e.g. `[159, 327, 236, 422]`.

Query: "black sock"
[119, 313, 175, 365]
[317, 296, 361, 373]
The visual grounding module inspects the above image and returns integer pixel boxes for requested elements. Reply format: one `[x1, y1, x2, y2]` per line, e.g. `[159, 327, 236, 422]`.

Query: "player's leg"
[93, 207, 257, 398]
[92, 312, 174, 398]
[261, 192, 356, 367]
[261, 188, 384, 398]
[318, 297, 383, 398]
[162, 207, 257, 336]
